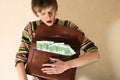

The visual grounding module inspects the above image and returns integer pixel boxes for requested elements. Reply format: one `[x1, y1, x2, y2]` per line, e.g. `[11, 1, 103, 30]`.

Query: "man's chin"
[46, 23, 54, 26]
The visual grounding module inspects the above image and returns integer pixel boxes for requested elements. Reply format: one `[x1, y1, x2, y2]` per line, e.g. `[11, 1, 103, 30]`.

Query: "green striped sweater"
[15, 19, 98, 65]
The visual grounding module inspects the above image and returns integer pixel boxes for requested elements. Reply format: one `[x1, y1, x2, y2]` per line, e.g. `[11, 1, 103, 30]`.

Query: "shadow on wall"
[66, 0, 120, 80]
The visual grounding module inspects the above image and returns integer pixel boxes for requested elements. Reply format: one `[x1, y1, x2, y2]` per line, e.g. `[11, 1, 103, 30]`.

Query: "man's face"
[35, 6, 57, 26]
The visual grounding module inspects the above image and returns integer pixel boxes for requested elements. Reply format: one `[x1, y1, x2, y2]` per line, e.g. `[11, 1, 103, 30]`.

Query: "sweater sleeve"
[77, 26, 98, 52]
[81, 37, 98, 52]
[15, 22, 33, 66]
[66, 20, 98, 52]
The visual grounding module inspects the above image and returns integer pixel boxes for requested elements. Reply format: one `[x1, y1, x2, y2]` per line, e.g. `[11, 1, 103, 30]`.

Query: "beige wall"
[0, 0, 120, 80]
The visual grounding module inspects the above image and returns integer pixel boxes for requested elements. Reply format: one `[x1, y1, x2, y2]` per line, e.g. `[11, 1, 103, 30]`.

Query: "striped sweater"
[15, 19, 98, 65]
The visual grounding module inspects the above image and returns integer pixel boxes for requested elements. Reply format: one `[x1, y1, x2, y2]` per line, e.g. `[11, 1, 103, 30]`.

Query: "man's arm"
[41, 51, 99, 74]
[65, 51, 100, 69]
[16, 62, 28, 80]
[15, 22, 33, 80]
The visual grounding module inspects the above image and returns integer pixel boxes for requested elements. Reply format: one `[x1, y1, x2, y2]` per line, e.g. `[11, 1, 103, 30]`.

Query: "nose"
[45, 13, 51, 20]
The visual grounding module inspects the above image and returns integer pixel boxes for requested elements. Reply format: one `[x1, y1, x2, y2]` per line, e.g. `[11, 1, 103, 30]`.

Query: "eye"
[48, 11, 53, 15]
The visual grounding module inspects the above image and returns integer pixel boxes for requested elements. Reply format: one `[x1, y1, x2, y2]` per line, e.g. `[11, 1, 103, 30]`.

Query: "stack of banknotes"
[36, 41, 75, 56]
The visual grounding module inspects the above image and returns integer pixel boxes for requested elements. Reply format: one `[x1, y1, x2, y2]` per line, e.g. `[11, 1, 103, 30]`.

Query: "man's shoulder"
[30, 20, 40, 26]
[58, 19, 78, 29]
[58, 19, 72, 27]
[24, 20, 40, 32]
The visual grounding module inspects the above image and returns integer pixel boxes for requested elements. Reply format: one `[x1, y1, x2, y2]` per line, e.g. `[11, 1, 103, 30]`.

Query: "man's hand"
[41, 58, 69, 74]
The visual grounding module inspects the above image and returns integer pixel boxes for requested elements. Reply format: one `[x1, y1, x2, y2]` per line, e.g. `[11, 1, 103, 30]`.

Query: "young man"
[15, 0, 99, 80]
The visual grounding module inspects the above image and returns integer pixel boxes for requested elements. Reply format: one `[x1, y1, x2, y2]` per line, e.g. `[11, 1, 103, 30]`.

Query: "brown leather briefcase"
[25, 23, 84, 80]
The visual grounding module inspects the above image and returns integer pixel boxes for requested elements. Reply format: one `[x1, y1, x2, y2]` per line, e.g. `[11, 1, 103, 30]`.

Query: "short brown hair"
[31, 0, 58, 14]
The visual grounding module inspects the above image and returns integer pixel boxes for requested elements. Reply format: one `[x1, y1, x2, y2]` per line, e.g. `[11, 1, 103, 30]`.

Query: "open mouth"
[47, 20, 52, 23]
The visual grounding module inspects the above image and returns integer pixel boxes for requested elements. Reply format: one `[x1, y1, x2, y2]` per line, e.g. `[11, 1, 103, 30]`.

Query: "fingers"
[41, 63, 56, 74]
[42, 63, 55, 67]
[41, 58, 65, 74]
[41, 67, 57, 74]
